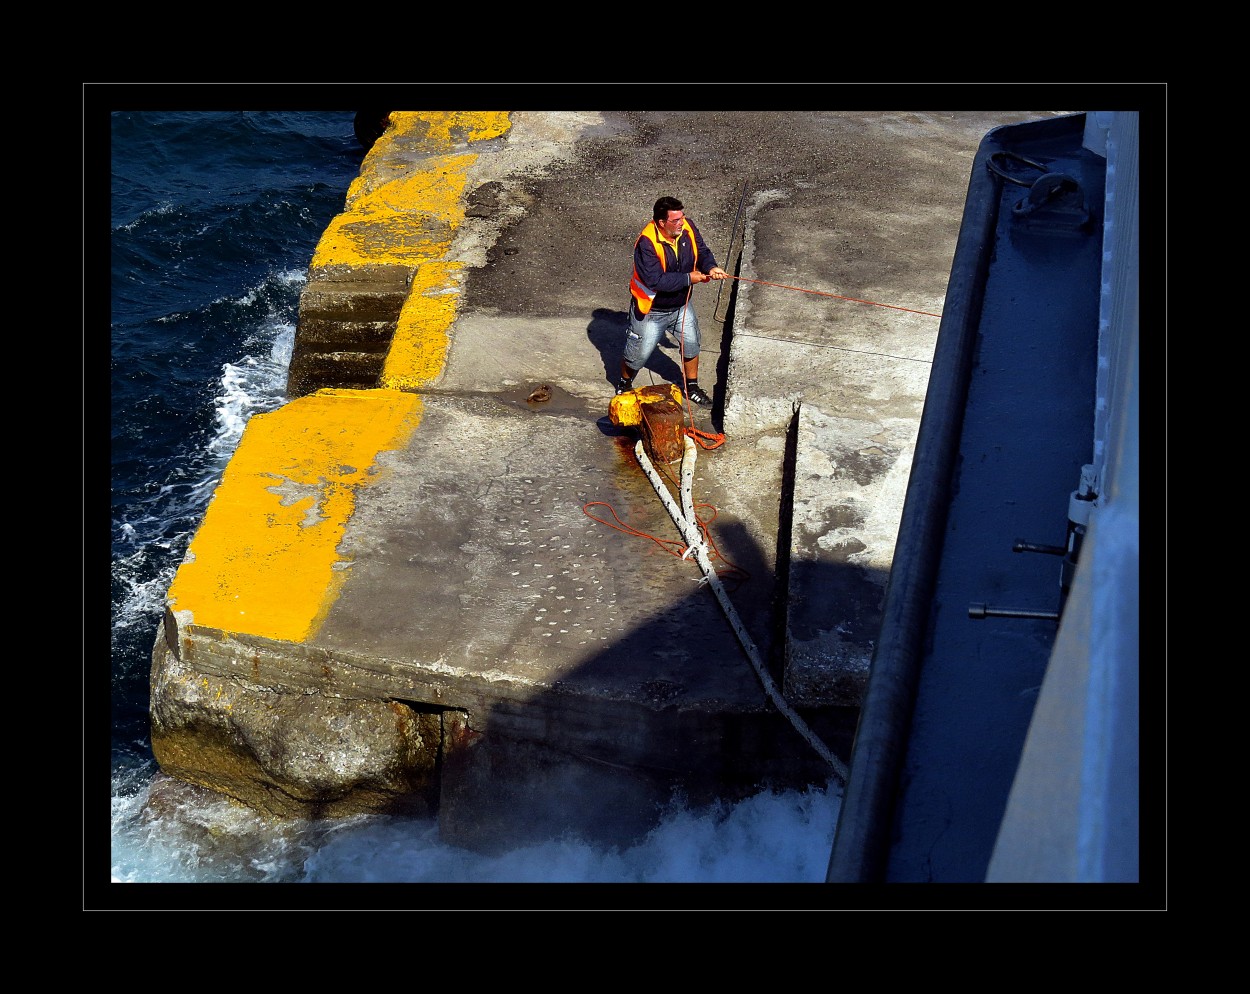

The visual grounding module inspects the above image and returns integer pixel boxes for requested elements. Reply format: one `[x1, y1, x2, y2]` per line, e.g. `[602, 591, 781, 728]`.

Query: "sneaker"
[687, 384, 712, 406]
[615, 377, 634, 395]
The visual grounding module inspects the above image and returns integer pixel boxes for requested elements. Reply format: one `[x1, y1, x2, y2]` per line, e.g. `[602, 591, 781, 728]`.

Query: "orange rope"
[582, 496, 749, 590]
[582, 500, 688, 560]
[586, 271, 930, 592]
[674, 286, 727, 448]
[727, 275, 943, 319]
[685, 425, 725, 449]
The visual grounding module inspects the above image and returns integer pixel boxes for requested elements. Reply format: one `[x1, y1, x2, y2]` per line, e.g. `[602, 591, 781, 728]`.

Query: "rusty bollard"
[608, 384, 686, 465]
[639, 397, 685, 465]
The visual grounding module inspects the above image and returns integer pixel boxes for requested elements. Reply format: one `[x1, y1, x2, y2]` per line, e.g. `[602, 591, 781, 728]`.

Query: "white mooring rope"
[634, 437, 849, 784]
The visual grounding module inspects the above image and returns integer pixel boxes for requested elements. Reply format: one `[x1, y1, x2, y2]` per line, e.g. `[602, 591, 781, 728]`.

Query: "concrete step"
[286, 350, 388, 396]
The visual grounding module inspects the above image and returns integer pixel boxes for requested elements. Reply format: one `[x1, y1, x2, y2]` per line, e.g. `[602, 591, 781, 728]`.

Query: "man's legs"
[620, 306, 669, 386]
[677, 302, 702, 384]
[676, 303, 711, 405]
[620, 305, 705, 396]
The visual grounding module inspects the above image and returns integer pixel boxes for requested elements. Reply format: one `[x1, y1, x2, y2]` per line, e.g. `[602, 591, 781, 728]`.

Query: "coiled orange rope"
[584, 401, 747, 588]
[582, 491, 748, 590]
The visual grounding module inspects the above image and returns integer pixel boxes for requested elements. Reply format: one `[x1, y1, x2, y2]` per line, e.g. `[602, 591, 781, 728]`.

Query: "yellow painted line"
[389, 110, 513, 146]
[309, 111, 513, 390]
[167, 389, 423, 642]
[169, 113, 512, 645]
[311, 152, 474, 272]
[383, 258, 463, 390]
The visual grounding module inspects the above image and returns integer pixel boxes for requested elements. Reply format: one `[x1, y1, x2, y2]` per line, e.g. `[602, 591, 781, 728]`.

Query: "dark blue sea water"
[105, 110, 842, 901]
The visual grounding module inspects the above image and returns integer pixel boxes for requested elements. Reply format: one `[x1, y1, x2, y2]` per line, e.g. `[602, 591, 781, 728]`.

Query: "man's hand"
[707, 267, 728, 281]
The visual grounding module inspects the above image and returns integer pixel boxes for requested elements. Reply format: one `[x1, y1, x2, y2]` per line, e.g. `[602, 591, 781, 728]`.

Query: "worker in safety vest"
[617, 196, 727, 405]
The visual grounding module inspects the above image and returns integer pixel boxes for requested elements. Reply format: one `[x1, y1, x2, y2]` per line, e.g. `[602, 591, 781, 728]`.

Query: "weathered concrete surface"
[151, 108, 1075, 851]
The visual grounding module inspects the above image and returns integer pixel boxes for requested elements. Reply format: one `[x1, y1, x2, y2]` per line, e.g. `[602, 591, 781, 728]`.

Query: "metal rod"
[1012, 540, 1065, 556]
[714, 181, 749, 323]
[968, 602, 1060, 621]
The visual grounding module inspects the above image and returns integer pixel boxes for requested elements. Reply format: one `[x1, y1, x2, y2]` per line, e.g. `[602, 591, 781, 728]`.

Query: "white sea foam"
[210, 309, 294, 461]
[108, 773, 843, 889]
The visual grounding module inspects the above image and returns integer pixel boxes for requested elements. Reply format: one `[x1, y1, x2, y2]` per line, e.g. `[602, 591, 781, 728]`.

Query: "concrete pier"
[150, 109, 1069, 851]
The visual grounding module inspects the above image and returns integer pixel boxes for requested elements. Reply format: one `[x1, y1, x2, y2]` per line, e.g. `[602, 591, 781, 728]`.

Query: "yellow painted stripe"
[389, 110, 513, 146]
[167, 389, 423, 642]
[312, 151, 475, 272]
[311, 111, 513, 390]
[383, 258, 463, 390]
[168, 113, 511, 645]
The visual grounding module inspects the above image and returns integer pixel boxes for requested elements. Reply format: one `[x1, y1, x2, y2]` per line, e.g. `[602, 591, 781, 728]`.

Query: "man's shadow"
[586, 307, 686, 390]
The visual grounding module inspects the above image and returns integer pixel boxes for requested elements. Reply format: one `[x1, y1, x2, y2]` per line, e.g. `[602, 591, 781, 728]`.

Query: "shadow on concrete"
[433, 496, 871, 855]
[587, 307, 628, 388]
[586, 307, 702, 397]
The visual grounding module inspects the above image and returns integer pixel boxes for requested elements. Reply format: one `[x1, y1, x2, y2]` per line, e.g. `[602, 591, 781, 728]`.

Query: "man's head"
[653, 196, 685, 231]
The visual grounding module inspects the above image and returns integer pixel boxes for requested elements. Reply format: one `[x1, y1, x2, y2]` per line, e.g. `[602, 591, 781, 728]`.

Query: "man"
[617, 196, 727, 405]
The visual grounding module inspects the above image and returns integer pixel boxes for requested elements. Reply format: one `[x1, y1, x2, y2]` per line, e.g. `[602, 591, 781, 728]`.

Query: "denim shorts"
[622, 302, 701, 373]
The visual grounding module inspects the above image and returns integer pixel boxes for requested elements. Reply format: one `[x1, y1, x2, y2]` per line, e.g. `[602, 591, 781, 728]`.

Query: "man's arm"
[691, 222, 727, 280]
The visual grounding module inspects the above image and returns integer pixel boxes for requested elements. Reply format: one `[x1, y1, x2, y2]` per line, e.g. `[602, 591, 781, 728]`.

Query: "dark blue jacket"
[628, 218, 720, 316]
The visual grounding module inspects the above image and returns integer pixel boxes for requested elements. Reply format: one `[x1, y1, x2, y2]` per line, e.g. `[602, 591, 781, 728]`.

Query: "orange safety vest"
[628, 219, 699, 316]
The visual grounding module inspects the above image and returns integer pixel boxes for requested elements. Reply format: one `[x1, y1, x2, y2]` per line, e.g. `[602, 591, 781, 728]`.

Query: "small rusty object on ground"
[527, 384, 552, 404]
[640, 396, 685, 464]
